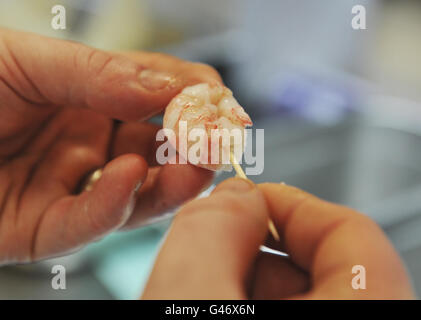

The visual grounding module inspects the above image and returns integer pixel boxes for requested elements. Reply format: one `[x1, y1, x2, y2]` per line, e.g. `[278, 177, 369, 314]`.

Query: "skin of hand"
[0, 27, 222, 264]
[141, 178, 415, 300]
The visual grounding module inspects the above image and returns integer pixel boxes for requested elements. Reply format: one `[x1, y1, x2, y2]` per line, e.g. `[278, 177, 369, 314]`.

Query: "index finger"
[258, 183, 414, 299]
[0, 28, 222, 122]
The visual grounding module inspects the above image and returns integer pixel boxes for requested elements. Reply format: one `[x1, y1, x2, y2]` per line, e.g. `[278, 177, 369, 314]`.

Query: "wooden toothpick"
[230, 152, 280, 241]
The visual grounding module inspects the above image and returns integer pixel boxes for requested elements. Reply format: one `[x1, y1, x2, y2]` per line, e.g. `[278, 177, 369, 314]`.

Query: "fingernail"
[139, 69, 175, 91]
[213, 177, 255, 194]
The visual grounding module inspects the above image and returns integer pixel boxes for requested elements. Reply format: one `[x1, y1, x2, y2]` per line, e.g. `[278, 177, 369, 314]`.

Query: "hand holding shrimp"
[0, 28, 220, 263]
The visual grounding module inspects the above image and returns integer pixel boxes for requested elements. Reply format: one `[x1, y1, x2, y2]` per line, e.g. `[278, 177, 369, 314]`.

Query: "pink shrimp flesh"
[163, 83, 252, 171]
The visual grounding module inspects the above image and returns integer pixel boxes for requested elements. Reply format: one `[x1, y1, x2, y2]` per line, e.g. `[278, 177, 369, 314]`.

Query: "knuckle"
[88, 51, 115, 77]
[75, 45, 115, 77]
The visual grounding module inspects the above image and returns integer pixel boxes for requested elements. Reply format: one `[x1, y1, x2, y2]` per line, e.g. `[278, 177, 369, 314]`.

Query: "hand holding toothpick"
[230, 152, 280, 241]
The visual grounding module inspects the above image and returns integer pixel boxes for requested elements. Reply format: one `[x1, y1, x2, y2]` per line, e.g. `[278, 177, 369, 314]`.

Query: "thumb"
[0, 28, 221, 121]
[142, 178, 269, 299]
[32, 154, 148, 261]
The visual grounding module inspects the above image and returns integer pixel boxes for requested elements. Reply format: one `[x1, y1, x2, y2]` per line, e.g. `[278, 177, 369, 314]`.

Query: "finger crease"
[282, 195, 313, 238]
[96, 56, 113, 76]
[1, 40, 47, 105]
[310, 218, 349, 280]
[15, 130, 64, 214]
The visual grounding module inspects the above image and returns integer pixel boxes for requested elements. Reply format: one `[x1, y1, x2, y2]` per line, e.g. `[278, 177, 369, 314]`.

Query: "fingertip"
[143, 177, 269, 298]
[31, 154, 150, 260]
[175, 178, 269, 242]
[212, 177, 255, 194]
[88, 154, 148, 229]
[123, 163, 214, 228]
[102, 153, 148, 191]
[179, 61, 223, 88]
[156, 163, 214, 203]
[259, 182, 307, 195]
[257, 183, 314, 221]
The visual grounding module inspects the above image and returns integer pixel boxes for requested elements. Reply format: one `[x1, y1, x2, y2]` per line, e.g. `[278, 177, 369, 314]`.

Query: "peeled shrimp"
[163, 83, 252, 171]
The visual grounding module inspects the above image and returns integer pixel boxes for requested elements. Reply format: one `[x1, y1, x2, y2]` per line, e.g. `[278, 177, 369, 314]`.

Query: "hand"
[0, 28, 221, 264]
[142, 178, 414, 299]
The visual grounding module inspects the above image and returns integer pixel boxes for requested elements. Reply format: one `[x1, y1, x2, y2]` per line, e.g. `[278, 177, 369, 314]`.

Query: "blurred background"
[1, 0, 421, 299]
